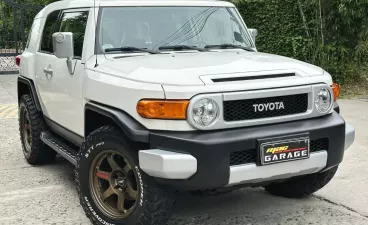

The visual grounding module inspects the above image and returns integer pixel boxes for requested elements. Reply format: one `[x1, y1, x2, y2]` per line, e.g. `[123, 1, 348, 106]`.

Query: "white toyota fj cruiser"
[17, 0, 355, 224]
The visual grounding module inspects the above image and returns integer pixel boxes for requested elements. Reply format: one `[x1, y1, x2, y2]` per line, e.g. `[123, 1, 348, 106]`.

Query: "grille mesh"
[223, 94, 308, 122]
[230, 150, 256, 166]
[229, 138, 329, 166]
[310, 138, 329, 152]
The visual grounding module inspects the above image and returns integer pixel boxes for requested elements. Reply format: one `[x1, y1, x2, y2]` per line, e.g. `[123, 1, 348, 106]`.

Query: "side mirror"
[247, 28, 258, 44]
[52, 32, 74, 74]
[53, 32, 74, 59]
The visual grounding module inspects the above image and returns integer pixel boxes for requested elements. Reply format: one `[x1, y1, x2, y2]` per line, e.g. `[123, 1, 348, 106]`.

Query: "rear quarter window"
[40, 10, 60, 53]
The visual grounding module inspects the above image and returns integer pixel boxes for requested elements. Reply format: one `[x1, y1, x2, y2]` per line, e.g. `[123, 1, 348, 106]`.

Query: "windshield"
[98, 6, 253, 53]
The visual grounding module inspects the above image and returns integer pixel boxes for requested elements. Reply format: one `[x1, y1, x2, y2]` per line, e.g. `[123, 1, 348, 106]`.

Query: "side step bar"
[40, 131, 78, 166]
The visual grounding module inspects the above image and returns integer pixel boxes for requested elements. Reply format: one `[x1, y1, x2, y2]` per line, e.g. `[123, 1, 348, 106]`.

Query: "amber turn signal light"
[137, 100, 189, 119]
[331, 83, 340, 102]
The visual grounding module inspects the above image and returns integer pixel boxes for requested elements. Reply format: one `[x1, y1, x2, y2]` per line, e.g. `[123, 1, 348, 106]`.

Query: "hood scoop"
[212, 73, 295, 83]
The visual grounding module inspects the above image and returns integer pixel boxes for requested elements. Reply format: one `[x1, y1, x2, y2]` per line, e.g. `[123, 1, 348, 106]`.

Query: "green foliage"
[11, 0, 57, 5]
[236, 0, 368, 83]
[0, 0, 57, 49]
[237, 0, 304, 57]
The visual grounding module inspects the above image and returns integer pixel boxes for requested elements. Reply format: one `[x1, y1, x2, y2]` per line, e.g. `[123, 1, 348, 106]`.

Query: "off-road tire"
[19, 94, 56, 165]
[264, 166, 338, 198]
[75, 126, 175, 225]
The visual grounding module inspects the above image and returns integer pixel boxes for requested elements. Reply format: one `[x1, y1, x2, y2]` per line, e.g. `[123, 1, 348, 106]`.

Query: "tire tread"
[19, 94, 56, 164]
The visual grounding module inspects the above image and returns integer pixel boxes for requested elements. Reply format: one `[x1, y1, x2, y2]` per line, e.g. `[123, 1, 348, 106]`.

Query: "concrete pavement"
[0, 75, 367, 225]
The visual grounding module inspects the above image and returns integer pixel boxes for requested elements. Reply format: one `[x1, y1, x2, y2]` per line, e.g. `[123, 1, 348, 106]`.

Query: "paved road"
[0, 75, 367, 225]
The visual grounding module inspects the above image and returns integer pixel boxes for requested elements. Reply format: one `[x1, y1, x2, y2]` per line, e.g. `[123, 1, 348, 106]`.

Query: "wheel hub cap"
[116, 175, 127, 189]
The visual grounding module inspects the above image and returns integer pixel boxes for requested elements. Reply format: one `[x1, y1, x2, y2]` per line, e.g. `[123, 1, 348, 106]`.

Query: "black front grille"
[229, 138, 329, 166]
[223, 94, 308, 122]
[310, 138, 329, 152]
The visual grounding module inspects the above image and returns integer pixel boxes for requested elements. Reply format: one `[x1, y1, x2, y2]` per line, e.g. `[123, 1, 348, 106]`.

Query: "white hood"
[96, 51, 324, 86]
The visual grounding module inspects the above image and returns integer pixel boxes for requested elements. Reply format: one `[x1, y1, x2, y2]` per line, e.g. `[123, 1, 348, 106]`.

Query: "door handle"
[43, 67, 53, 75]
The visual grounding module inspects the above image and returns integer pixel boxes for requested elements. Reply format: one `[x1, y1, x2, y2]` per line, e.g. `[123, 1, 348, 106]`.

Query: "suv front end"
[137, 81, 354, 191]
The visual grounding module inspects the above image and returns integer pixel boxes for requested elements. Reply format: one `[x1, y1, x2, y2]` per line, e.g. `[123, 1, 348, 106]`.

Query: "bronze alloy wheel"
[89, 150, 139, 219]
[22, 111, 32, 153]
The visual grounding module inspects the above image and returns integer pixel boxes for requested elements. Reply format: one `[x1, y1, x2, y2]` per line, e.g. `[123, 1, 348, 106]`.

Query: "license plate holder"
[260, 136, 310, 165]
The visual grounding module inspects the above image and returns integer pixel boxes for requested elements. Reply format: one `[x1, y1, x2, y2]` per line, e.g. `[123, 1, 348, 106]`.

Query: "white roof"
[36, 0, 234, 18]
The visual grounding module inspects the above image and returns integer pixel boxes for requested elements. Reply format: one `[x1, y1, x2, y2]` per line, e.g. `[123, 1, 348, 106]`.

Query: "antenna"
[94, 0, 98, 67]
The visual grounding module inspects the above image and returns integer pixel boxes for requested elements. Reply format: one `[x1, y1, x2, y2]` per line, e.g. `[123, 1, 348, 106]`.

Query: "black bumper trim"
[149, 112, 346, 190]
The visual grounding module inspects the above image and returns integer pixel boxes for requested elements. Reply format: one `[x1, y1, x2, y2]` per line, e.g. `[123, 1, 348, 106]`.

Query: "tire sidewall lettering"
[135, 166, 144, 206]
[84, 196, 115, 225]
[84, 142, 104, 159]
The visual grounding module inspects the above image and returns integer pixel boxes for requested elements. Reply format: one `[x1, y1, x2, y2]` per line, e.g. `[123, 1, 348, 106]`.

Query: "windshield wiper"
[205, 44, 255, 52]
[104, 46, 161, 54]
[158, 45, 208, 52]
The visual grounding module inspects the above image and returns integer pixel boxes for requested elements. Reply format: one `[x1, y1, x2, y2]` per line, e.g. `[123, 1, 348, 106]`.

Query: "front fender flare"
[85, 102, 149, 143]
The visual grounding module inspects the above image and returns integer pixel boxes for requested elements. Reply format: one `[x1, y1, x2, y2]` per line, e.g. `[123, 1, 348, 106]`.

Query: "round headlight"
[191, 98, 219, 127]
[315, 88, 332, 113]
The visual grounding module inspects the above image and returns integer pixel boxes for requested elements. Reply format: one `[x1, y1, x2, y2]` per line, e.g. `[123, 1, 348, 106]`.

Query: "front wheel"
[76, 126, 175, 225]
[264, 166, 338, 198]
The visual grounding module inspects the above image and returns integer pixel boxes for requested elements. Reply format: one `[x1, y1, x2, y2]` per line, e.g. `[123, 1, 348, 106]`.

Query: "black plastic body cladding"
[85, 102, 149, 143]
[18, 76, 42, 111]
[334, 102, 340, 114]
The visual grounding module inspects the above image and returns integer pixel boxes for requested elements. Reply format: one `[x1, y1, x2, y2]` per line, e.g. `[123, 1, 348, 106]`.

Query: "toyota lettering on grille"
[253, 102, 285, 112]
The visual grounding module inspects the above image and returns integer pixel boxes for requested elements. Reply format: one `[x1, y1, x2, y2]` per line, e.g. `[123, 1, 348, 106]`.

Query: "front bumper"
[139, 112, 355, 190]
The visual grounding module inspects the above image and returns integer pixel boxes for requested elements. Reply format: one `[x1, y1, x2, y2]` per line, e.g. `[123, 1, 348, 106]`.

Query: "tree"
[236, 0, 368, 83]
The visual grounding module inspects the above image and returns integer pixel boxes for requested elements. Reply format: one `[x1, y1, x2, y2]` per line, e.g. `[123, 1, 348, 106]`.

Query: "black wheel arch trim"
[18, 76, 42, 111]
[85, 102, 149, 143]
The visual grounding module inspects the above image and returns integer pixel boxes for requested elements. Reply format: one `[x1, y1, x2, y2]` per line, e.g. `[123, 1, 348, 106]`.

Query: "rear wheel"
[264, 166, 338, 198]
[76, 126, 175, 225]
[19, 95, 56, 164]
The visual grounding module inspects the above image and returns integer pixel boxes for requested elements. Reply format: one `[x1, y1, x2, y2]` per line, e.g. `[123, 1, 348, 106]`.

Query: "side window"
[40, 10, 60, 53]
[59, 11, 89, 58]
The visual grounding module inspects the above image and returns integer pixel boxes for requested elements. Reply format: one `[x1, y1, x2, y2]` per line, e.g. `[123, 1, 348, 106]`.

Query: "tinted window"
[59, 11, 89, 58]
[40, 10, 60, 53]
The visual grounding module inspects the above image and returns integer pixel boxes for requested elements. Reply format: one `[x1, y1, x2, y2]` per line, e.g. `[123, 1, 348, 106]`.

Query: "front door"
[36, 9, 89, 136]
